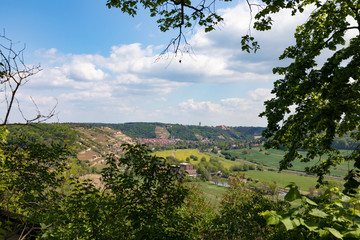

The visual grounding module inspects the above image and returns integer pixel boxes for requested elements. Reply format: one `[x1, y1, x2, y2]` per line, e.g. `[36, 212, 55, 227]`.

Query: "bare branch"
[0, 34, 56, 126]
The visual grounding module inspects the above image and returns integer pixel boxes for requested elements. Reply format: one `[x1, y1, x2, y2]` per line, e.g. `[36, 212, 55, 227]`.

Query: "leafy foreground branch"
[262, 183, 360, 240]
[0, 136, 212, 239]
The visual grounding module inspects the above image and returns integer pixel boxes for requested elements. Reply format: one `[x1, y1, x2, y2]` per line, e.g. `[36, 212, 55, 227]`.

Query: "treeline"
[332, 137, 360, 150]
[6, 123, 77, 146]
[85, 122, 265, 141]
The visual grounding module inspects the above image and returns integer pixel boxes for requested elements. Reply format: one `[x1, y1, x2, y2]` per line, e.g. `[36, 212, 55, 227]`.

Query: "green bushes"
[205, 174, 290, 240]
[229, 163, 257, 172]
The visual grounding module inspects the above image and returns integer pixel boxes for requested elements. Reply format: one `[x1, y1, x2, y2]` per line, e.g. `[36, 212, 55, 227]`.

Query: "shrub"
[205, 174, 289, 239]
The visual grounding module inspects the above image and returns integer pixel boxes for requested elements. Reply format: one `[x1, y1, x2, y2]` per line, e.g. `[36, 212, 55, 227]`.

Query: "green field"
[191, 181, 228, 207]
[228, 147, 353, 177]
[243, 170, 318, 191]
[153, 149, 240, 169]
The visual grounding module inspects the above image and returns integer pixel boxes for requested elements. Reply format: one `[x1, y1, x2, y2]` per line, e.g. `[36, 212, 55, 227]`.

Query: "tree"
[206, 173, 290, 239]
[261, 184, 360, 239]
[40, 144, 193, 239]
[256, 0, 360, 192]
[0, 128, 70, 239]
[0, 35, 64, 238]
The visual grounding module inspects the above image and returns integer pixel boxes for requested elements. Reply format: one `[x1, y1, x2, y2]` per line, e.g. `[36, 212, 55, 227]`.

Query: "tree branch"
[0, 34, 57, 126]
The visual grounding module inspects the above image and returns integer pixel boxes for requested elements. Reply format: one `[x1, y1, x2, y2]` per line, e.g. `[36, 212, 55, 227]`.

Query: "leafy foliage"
[106, 0, 227, 33]
[0, 127, 70, 238]
[6, 124, 77, 146]
[262, 183, 360, 239]
[257, 0, 360, 191]
[35, 144, 201, 239]
[206, 173, 290, 239]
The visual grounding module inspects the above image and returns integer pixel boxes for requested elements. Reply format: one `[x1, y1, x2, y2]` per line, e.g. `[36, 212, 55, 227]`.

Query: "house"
[179, 163, 197, 177]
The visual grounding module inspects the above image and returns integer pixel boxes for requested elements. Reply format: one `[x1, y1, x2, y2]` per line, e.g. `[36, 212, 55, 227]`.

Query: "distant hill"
[86, 122, 265, 141]
[6, 123, 134, 170]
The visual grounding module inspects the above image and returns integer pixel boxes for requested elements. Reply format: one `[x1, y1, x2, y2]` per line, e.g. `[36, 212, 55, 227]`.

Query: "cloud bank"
[17, 2, 309, 126]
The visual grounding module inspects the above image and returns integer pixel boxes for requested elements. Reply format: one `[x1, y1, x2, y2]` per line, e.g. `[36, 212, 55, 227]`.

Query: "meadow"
[191, 181, 228, 207]
[153, 149, 240, 169]
[243, 170, 318, 191]
[228, 147, 353, 177]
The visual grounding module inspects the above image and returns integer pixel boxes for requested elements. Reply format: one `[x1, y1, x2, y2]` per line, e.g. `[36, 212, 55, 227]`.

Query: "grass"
[243, 170, 318, 191]
[228, 147, 353, 177]
[153, 149, 240, 169]
[190, 181, 228, 208]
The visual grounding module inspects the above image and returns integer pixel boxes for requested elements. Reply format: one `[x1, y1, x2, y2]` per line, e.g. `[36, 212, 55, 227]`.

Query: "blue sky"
[1, 0, 308, 126]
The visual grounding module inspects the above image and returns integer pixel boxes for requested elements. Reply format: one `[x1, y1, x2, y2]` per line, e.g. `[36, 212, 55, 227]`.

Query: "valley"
[7, 122, 347, 198]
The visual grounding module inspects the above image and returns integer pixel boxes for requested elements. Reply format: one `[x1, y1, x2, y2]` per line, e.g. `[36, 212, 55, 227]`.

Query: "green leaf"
[301, 219, 318, 232]
[280, 217, 295, 230]
[289, 199, 302, 209]
[309, 208, 328, 218]
[260, 210, 281, 225]
[305, 197, 317, 206]
[343, 228, 360, 238]
[326, 227, 343, 239]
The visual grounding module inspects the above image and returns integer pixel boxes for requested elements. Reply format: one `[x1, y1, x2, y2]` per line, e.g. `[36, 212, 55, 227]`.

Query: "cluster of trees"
[230, 163, 258, 172]
[196, 157, 231, 181]
[6, 124, 78, 147]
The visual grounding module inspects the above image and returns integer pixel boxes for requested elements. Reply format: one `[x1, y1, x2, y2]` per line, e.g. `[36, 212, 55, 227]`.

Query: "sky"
[0, 0, 309, 127]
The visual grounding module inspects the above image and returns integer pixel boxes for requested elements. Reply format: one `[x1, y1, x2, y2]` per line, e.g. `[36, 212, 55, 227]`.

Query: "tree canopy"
[106, 0, 235, 53]
[258, 0, 360, 192]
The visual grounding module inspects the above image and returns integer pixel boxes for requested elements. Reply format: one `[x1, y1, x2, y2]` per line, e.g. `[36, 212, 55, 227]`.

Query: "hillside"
[87, 122, 265, 141]
[74, 126, 134, 168]
[7, 124, 134, 170]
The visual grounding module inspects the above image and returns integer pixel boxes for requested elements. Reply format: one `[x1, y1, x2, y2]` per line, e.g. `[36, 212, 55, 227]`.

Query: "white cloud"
[220, 98, 253, 111]
[248, 88, 273, 101]
[60, 91, 112, 101]
[179, 99, 222, 113]
[65, 61, 105, 81]
[175, 87, 273, 126]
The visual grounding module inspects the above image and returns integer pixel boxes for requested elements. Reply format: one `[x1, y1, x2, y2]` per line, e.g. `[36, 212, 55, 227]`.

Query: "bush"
[205, 174, 289, 239]
[230, 164, 244, 172]
[243, 164, 249, 171]
[248, 164, 256, 170]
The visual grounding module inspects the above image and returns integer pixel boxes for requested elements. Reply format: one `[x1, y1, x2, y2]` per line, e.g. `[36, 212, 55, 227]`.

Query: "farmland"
[152, 148, 338, 192]
[226, 147, 353, 177]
